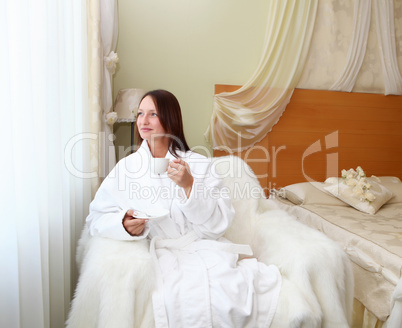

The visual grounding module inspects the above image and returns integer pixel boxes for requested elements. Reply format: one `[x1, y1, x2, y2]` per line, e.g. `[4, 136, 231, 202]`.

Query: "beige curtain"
[86, 0, 119, 197]
[87, 0, 103, 196]
[205, 0, 318, 152]
[100, 0, 119, 177]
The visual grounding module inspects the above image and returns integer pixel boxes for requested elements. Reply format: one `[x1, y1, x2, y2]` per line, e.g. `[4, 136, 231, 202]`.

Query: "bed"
[213, 85, 402, 327]
[272, 178, 402, 327]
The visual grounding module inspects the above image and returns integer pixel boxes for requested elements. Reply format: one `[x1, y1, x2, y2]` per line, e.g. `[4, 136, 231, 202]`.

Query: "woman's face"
[137, 95, 167, 141]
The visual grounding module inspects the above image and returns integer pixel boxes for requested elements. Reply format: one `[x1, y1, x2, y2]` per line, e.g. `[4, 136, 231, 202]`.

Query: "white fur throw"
[66, 156, 353, 328]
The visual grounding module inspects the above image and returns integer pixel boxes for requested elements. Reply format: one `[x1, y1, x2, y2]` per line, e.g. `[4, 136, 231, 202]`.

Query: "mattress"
[273, 197, 402, 321]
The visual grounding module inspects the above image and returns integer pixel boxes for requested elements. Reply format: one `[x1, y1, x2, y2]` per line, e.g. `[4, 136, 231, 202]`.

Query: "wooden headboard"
[213, 85, 402, 195]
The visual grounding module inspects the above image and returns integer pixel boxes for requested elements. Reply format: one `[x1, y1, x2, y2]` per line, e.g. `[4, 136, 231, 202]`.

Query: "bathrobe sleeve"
[86, 161, 150, 241]
[174, 159, 234, 240]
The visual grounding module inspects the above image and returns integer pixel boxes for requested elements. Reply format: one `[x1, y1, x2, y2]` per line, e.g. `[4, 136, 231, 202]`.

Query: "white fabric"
[100, 0, 118, 176]
[273, 196, 402, 324]
[298, 0, 356, 91]
[373, 0, 402, 95]
[300, 0, 402, 95]
[87, 0, 103, 195]
[67, 155, 354, 328]
[330, 0, 372, 92]
[384, 278, 402, 328]
[0, 1, 91, 327]
[83, 142, 281, 328]
[205, 0, 318, 152]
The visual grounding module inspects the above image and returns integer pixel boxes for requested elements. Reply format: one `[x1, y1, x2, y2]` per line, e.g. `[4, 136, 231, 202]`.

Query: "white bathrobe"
[87, 141, 281, 328]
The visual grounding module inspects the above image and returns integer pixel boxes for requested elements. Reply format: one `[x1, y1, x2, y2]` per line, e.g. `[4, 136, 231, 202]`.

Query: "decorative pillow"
[278, 182, 348, 206]
[375, 176, 402, 204]
[323, 177, 393, 214]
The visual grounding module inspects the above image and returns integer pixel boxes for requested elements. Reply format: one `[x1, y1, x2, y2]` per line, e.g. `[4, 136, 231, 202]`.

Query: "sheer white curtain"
[0, 1, 91, 327]
[330, 0, 372, 92]
[373, 0, 402, 95]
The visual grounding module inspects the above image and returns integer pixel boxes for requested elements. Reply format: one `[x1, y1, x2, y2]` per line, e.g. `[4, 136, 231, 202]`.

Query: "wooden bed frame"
[213, 85, 402, 195]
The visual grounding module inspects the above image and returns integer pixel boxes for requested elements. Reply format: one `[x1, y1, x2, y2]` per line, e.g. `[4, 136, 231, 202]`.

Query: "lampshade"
[114, 88, 146, 122]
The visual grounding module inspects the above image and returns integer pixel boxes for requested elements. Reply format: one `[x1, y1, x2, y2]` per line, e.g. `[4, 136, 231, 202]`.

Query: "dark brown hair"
[135, 89, 190, 157]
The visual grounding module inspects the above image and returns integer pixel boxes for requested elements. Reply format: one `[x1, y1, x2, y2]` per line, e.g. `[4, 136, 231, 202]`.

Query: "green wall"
[113, 0, 269, 160]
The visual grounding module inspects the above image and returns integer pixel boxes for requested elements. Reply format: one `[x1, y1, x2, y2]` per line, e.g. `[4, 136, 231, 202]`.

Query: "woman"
[87, 89, 281, 327]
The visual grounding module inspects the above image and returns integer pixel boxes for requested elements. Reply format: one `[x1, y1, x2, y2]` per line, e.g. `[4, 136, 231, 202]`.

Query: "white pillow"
[279, 182, 348, 206]
[323, 178, 393, 214]
[376, 176, 402, 204]
[376, 176, 401, 183]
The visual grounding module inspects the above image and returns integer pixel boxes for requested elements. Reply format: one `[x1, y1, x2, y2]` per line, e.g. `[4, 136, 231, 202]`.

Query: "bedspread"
[301, 203, 402, 322]
[274, 197, 402, 323]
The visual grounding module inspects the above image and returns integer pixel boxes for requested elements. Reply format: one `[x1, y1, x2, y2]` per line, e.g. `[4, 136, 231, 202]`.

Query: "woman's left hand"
[167, 159, 194, 198]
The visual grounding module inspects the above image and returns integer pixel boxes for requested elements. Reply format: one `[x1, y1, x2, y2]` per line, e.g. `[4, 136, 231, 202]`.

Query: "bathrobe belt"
[152, 230, 253, 256]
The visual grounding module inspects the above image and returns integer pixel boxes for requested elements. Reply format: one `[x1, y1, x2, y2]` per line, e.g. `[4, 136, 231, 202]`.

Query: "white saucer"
[133, 208, 169, 220]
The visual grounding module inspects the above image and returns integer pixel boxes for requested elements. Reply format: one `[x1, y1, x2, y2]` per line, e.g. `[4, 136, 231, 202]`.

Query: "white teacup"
[151, 158, 170, 175]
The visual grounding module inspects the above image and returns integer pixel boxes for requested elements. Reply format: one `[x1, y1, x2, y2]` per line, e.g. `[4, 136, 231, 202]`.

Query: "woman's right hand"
[123, 209, 148, 236]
